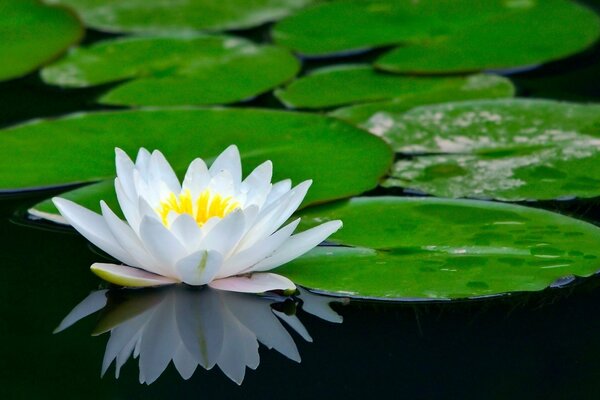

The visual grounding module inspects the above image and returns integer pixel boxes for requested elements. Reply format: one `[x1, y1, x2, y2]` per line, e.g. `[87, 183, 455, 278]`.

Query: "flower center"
[157, 189, 240, 227]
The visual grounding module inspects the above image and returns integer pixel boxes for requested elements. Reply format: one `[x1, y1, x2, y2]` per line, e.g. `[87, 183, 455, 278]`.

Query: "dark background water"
[3, 1, 600, 398]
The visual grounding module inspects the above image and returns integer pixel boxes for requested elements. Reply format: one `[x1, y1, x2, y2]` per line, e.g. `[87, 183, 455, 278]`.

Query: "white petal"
[54, 290, 108, 333]
[298, 287, 344, 324]
[199, 209, 246, 256]
[182, 158, 210, 198]
[208, 273, 296, 293]
[249, 220, 342, 272]
[209, 145, 241, 185]
[91, 263, 178, 287]
[219, 218, 300, 278]
[208, 169, 236, 198]
[139, 217, 188, 277]
[135, 148, 151, 173]
[169, 213, 203, 252]
[173, 344, 198, 380]
[115, 178, 141, 232]
[273, 311, 312, 342]
[175, 250, 223, 286]
[241, 161, 272, 208]
[100, 201, 162, 274]
[265, 179, 291, 207]
[53, 197, 138, 267]
[149, 150, 181, 194]
[115, 148, 137, 200]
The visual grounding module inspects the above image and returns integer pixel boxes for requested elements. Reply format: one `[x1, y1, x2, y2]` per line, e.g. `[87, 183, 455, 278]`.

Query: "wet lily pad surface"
[0, 0, 83, 82]
[46, 0, 313, 33]
[41, 35, 300, 106]
[275, 65, 514, 109]
[7, 108, 392, 218]
[375, 99, 600, 201]
[279, 197, 600, 300]
[273, 0, 600, 73]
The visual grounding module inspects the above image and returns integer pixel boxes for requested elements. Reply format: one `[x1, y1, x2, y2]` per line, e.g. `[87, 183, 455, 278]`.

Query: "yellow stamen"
[157, 189, 239, 227]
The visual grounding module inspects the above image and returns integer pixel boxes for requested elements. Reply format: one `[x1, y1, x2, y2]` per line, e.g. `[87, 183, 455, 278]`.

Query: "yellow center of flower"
[157, 189, 240, 227]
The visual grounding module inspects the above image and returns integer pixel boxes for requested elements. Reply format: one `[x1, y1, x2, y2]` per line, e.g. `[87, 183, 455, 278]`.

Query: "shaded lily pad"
[41, 35, 300, 106]
[275, 65, 514, 109]
[272, 0, 600, 73]
[329, 74, 515, 124]
[8, 108, 392, 218]
[46, 0, 313, 33]
[378, 99, 600, 201]
[0, 0, 83, 82]
[278, 197, 600, 300]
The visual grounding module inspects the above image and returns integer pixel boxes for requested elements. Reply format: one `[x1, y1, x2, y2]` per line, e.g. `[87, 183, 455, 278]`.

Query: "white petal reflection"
[55, 286, 346, 385]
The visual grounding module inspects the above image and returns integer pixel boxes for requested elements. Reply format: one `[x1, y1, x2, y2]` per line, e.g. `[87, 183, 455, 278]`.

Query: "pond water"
[3, 1, 600, 398]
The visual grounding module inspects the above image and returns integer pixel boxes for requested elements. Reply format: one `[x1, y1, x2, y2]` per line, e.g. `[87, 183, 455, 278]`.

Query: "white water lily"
[53, 145, 342, 293]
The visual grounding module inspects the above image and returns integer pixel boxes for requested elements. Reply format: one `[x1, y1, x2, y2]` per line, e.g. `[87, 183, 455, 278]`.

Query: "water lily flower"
[53, 146, 342, 293]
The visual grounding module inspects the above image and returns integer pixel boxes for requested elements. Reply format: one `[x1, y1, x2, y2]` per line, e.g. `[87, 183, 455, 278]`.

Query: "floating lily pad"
[272, 0, 600, 73]
[0, 0, 83, 82]
[41, 35, 300, 106]
[329, 73, 515, 124]
[275, 65, 514, 109]
[46, 0, 313, 33]
[8, 108, 392, 219]
[278, 197, 600, 300]
[378, 99, 600, 201]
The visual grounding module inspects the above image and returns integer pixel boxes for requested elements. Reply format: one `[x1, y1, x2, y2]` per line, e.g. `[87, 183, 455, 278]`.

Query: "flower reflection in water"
[55, 286, 346, 384]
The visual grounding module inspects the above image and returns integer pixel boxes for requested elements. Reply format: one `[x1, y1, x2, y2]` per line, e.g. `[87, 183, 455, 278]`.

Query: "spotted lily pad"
[41, 35, 300, 106]
[0, 0, 83, 82]
[275, 65, 514, 109]
[272, 0, 600, 73]
[9, 108, 392, 219]
[278, 197, 600, 300]
[378, 99, 600, 201]
[46, 0, 313, 33]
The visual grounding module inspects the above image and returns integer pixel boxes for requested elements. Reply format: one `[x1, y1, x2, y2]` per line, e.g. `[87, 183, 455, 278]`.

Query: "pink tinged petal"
[265, 179, 292, 206]
[54, 290, 108, 333]
[52, 197, 138, 266]
[249, 220, 343, 272]
[149, 150, 181, 194]
[200, 209, 246, 256]
[209, 145, 242, 184]
[114, 148, 137, 200]
[169, 213, 203, 252]
[219, 218, 300, 278]
[91, 263, 178, 287]
[209, 273, 296, 293]
[100, 201, 162, 274]
[175, 250, 223, 286]
[182, 158, 210, 198]
[139, 217, 188, 276]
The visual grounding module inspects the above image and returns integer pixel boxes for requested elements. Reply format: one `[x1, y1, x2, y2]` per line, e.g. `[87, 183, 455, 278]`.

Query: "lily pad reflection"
[55, 286, 345, 384]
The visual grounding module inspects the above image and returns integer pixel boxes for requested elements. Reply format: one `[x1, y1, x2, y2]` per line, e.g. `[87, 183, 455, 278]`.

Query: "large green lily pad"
[275, 65, 514, 109]
[278, 197, 600, 300]
[8, 108, 392, 218]
[272, 0, 600, 73]
[46, 0, 313, 33]
[329, 74, 515, 124]
[41, 35, 300, 106]
[379, 99, 600, 201]
[0, 0, 83, 82]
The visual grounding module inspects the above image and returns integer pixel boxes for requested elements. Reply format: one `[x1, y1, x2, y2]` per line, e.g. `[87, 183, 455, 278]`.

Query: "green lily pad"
[46, 0, 313, 33]
[41, 35, 300, 106]
[278, 197, 600, 300]
[329, 73, 515, 124]
[0, 0, 83, 82]
[275, 65, 514, 109]
[7, 108, 392, 219]
[272, 0, 600, 73]
[378, 99, 600, 201]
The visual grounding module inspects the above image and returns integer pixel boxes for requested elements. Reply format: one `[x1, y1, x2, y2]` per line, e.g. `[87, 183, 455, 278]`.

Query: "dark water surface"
[4, 2, 600, 397]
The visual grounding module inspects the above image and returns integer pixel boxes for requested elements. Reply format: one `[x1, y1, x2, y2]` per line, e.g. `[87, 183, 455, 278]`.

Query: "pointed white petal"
[209, 145, 241, 184]
[241, 161, 272, 208]
[173, 344, 198, 380]
[298, 287, 344, 323]
[169, 213, 202, 252]
[250, 220, 342, 272]
[91, 263, 178, 287]
[265, 179, 292, 206]
[135, 148, 151, 173]
[115, 178, 141, 232]
[100, 201, 162, 274]
[182, 158, 210, 198]
[208, 170, 236, 198]
[53, 197, 137, 266]
[199, 209, 246, 256]
[209, 273, 296, 293]
[219, 219, 300, 278]
[115, 148, 137, 200]
[139, 216, 188, 277]
[273, 311, 313, 342]
[175, 250, 223, 286]
[149, 150, 181, 194]
[54, 290, 108, 333]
